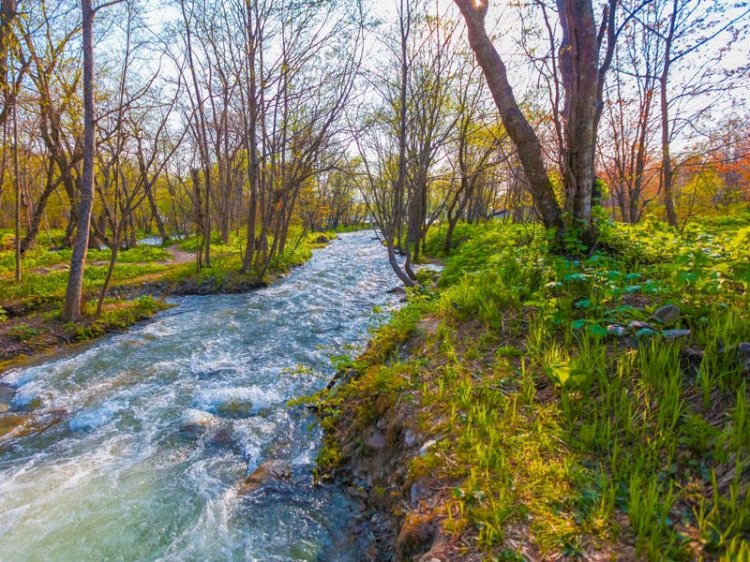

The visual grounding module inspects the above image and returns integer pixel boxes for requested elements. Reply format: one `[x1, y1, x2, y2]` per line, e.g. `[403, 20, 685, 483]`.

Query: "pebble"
[652, 304, 680, 327]
[662, 329, 691, 340]
[364, 430, 386, 450]
[419, 439, 437, 457]
[404, 429, 417, 447]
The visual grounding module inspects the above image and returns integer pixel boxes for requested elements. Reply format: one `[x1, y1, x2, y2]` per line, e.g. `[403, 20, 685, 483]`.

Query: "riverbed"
[0, 231, 400, 561]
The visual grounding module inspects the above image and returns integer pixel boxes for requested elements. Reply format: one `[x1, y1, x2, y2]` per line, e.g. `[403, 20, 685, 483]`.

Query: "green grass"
[0, 225, 334, 312]
[315, 216, 750, 560]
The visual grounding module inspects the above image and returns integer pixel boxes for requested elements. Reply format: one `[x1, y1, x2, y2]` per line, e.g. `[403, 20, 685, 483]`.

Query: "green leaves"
[545, 362, 589, 388]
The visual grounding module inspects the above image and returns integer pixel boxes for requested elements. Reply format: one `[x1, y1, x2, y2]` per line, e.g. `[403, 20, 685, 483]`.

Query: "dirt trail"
[163, 245, 196, 265]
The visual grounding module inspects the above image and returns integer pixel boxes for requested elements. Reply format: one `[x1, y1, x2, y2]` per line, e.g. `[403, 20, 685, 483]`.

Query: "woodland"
[0, 0, 749, 560]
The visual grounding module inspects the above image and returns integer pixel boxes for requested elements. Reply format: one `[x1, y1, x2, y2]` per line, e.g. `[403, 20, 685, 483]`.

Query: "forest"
[0, 0, 749, 560]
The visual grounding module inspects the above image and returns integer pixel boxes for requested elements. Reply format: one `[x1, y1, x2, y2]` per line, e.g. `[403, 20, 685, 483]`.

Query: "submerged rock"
[179, 409, 220, 437]
[0, 409, 68, 441]
[214, 398, 254, 418]
[239, 459, 292, 494]
[0, 384, 14, 414]
[652, 304, 680, 327]
[0, 413, 32, 438]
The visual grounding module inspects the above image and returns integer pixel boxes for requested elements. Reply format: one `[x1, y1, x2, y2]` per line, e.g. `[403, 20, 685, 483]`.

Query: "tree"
[453, 0, 629, 243]
[62, 0, 124, 322]
[643, 0, 750, 227]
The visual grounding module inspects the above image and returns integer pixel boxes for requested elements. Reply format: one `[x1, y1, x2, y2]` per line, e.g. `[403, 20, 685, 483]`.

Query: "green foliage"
[8, 324, 42, 342]
[319, 216, 750, 559]
[69, 296, 170, 341]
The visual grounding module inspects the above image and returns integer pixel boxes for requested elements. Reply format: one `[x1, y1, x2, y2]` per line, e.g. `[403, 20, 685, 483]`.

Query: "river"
[0, 231, 400, 561]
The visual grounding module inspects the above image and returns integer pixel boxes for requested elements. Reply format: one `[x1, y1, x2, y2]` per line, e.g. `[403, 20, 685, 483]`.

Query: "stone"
[419, 439, 437, 457]
[364, 429, 386, 450]
[628, 320, 651, 331]
[0, 413, 32, 439]
[662, 329, 691, 340]
[396, 513, 438, 560]
[652, 304, 680, 327]
[387, 286, 407, 295]
[347, 486, 368, 500]
[410, 480, 430, 504]
[738, 342, 750, 374]
[179, 409, 219, 437]
[606, 324, 626, 337]
[404, 429, 417, 447]
[0, 409, 67, 441]
[214, 398, 254, 418]
[239, 459, 292, 494]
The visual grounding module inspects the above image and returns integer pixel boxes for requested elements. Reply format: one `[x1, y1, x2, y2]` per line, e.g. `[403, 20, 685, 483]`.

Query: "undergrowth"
[316, 217, 750, 560]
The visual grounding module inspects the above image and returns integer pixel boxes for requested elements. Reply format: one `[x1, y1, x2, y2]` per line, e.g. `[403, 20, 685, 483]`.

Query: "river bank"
[0, 231, 335, 375]
[314, 219, 750, 561]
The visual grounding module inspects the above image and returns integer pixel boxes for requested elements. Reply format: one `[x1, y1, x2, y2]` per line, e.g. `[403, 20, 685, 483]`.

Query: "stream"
[0, 231, 401, 561]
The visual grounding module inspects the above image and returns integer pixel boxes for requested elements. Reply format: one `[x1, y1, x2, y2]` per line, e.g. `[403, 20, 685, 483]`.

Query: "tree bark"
[62, 0, 95, 322]
[659, 7, 679, 227]
[453, 0, 562, 231]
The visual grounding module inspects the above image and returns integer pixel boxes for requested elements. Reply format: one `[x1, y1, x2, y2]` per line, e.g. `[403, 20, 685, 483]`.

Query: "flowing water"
[0, 231, 401, 562]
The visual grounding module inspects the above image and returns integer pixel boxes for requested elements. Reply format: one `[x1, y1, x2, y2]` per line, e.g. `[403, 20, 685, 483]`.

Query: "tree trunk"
[660, 64, 678, 227]
[12, 65, 20, 282]
[62, 0, 95, 322]
[453, 0, 562, 231]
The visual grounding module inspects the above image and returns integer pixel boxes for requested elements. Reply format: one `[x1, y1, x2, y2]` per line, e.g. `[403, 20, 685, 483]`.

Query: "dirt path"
[163, 245, 196, 265]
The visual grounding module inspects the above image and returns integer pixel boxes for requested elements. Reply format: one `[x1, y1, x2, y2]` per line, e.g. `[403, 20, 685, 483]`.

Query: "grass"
[0, 225, 336, 371]
[314, 214, 750, 560]
[0, 225, 334, 311]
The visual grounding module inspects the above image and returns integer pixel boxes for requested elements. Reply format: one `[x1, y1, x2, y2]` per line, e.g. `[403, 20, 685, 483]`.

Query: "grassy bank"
[314, 215, 750, 560]
[0, 227, 336, 374]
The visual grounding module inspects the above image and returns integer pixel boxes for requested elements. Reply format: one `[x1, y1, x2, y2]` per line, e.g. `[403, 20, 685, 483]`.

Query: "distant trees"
[0, 0, 748, 303]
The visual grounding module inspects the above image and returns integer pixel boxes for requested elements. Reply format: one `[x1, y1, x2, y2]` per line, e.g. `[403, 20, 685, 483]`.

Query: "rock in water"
[652, 304, 680, 327]
[0, 413, 32, 439]
[179, 409, 219, 437]
[239, 459, 292, 494]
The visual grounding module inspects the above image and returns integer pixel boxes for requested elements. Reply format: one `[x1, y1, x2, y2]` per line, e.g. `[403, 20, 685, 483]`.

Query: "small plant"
[8, 324, 42, 342]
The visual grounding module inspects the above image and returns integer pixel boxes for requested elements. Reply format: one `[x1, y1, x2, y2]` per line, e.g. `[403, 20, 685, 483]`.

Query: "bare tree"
[452, 0, 640, 244]
[62, 0, 124, 322]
